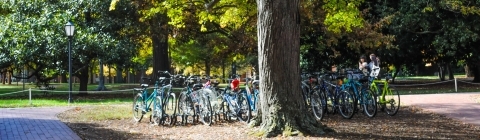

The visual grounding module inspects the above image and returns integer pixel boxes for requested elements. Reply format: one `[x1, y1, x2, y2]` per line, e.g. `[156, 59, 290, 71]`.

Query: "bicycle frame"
[245, 78, 259, 112]
[369, 77, 390, 104]
[139, 80, 161, 113]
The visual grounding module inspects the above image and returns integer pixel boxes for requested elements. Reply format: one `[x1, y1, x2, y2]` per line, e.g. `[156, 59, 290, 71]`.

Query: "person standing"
[359, 55, 368, 75]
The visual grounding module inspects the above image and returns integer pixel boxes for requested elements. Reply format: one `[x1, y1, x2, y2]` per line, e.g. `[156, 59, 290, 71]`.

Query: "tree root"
[250, 113, 333, 138]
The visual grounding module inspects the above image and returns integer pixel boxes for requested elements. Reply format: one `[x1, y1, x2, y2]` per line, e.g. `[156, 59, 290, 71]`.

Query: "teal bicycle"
[132, 71, 176, 125]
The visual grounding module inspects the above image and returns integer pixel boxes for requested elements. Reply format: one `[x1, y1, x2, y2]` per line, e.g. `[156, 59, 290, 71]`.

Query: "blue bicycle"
[220, 77, 251, 122]
[318, 72, 354, 119]
[244, 77, 259, 116]
[341, 69, 377, 118]
[132, 71, 177, 125]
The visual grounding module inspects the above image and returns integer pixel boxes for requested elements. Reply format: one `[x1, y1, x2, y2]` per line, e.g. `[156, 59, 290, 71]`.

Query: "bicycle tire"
[161, 93, 176, 126]
[176, 91, 195, 125]
[236, 92, 252, 122]
[338, 90, 356, 119]
[310, 90, 325, 121]
[198, 92, 213, 126]
[362, 89, 377, 118]
[384, 86, 400, 116]
[132, 93, 144, 122]
[325, 89, 336, 114]
[251, 89, 260, 117]
[213, 89, 224, 121]
[152, 96, 163, 125]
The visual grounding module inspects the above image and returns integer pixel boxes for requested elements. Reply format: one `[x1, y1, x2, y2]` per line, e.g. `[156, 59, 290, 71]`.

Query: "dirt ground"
[57, 80, 480, 139]
[58, 105, 480, 140]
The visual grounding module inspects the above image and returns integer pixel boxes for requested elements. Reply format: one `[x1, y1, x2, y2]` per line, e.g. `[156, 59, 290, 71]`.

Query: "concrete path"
[401, 93, 480, 127]
[0, 107, 81, 140]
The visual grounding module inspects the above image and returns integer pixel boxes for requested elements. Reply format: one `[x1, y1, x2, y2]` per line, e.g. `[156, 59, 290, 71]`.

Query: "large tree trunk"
[447, 62, 454, 80]
[205, 59, 211, 76]
[152, 15, 170, 78]
[471, 64, 480, 83]
[438, 61, 445, 81]
[116, 66, 124, 83]
[465, 64, 473, 77]
[96, 59, 107, 91]
[253, 0, 327, 137]
[78, 67, 90, 96]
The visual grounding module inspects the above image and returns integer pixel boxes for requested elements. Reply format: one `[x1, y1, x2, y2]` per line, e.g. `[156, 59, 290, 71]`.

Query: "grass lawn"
[1, 77, 479, 108]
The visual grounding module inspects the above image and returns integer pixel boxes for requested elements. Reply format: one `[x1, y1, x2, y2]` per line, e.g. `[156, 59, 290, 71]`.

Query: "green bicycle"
[369, 73, 400, 116]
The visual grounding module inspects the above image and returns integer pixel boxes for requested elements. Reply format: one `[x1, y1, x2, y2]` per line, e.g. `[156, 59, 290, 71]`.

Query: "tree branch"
[407, 27, 444, 34]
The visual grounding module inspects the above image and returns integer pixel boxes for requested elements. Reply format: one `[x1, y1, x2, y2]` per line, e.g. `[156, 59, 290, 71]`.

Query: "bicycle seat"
[252, 80, 259, 85]
[193, 84, 203, 90]
[140, 84, 148, 88]
[211, 81, 220, 87]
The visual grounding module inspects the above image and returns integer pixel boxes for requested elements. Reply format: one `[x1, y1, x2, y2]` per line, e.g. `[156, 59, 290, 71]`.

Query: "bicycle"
[369, 73, 400, 116]
[301, 73, 326, 121]
[342, 69, 377, 118]
[132, 77, 164, 125]
[155, 71, 177, 125]
[174, 75, 213, 126]
[244, 77, 260, 117]
[219, 76, 252, 122]
[318, 72, 354, 119]
[202, 76, 224, 122]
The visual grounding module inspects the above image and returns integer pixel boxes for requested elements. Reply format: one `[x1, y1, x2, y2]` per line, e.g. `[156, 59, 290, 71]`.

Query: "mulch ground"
[57, 104, 480, 140]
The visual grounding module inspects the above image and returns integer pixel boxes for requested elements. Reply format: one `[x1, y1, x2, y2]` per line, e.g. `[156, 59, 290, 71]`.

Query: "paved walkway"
[401, 93, 480, 127]
[0, 107, 81, 140]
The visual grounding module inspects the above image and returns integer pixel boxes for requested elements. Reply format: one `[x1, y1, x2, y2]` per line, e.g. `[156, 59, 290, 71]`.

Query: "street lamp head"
[65, 21, 75, 37]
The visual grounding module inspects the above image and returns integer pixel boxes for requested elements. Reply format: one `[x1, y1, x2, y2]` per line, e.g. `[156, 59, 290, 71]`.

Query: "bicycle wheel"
[324, 89, 336, 114]
[132, 93, 144, 122]
[362, 89, 377, 118]
[338, 90, 356, 119]
[161, 92, 176, 125]
[198, 92, 213, 126]
[384, 86, 400, 116]
[236, 92, 252, 122]
[310, 90, 325, 121]
[176, 91, 195, 125]
[213, 89, 224, 121]
[301, 85, 310, 107]
[152, 96, 163, 125]
[251, 89, 260, 117]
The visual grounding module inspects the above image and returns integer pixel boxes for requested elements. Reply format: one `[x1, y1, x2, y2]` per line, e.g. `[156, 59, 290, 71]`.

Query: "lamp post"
[65, 21, 75, 104]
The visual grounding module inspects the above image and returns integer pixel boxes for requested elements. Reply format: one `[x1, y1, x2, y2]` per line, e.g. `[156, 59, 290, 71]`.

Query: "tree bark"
[152, 14, 170, 78]
[205, 59, 211, 76]
[78, 67, 90, 96]
[471, 64, 480, 83]
[253, 0, 328, 137]
[465, 64, 473, 77]
[116, 66, 124, 83]
[438, 61, 445, 81]
[447, 62, 454, 80]
[96, 59, 107, 91]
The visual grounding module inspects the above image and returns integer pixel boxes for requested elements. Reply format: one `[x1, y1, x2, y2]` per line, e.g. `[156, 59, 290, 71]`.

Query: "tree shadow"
[318, 106, 480, 139]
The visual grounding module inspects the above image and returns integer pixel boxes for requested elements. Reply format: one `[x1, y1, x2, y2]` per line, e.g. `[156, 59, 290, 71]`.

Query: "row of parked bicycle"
[132, 68, 400, 126]
[301, 68, 400, 121]
[132, 71, 258, 126]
